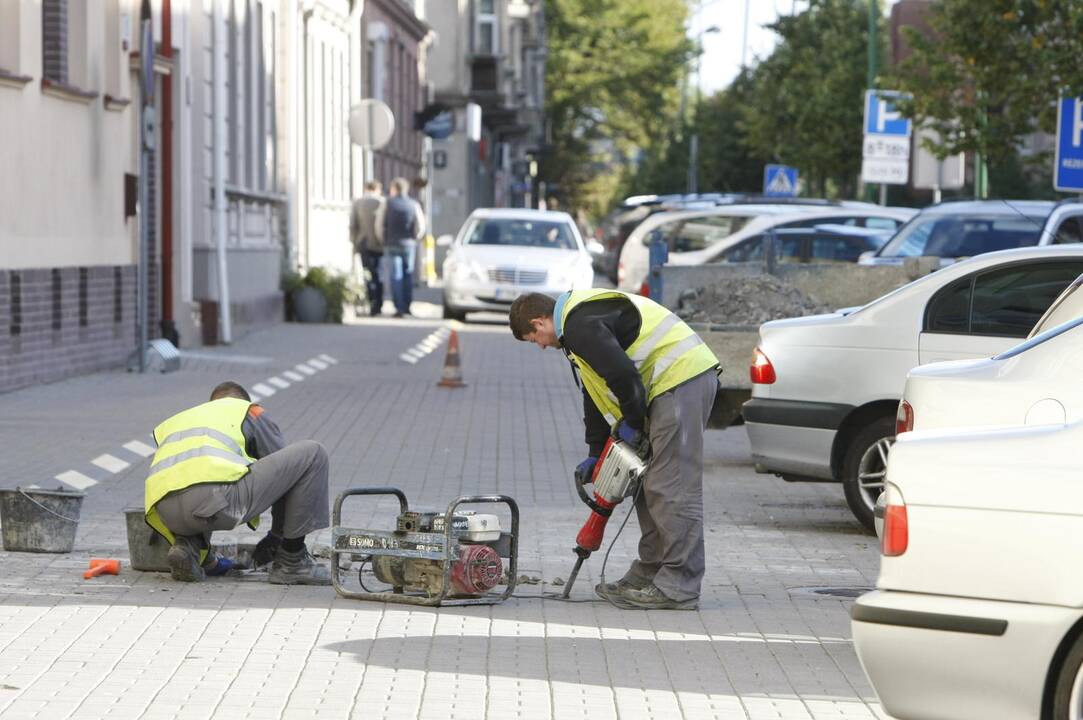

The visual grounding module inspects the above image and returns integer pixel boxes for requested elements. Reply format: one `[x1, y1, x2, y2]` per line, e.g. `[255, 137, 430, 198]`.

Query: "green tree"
[738, 0, 879, 198]
[543, 0, 691, 217]
[892, 0, 1083, 168]
[696, 70, 766, 194]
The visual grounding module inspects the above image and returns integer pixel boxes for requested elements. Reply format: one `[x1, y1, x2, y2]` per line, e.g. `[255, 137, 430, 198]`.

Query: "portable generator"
[561, 435, 648, 598]
[330, 487, 519, 606]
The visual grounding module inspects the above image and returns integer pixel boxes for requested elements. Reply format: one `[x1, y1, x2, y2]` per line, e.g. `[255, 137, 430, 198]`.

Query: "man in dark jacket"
[351, 180, 385, 316]
[375, 177, 426, 317]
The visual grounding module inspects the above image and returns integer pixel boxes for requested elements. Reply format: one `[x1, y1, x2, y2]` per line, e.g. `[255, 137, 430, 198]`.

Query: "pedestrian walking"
[509, 290, 720, 609]
[351, 180, 385, 316]
[145, 381, 331, 585]
[375, 176, 426, 317]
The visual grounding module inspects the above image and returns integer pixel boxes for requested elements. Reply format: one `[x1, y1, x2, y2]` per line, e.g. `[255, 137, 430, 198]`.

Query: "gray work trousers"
[155, 440, 330, 545]
[623, 370, 717, 601]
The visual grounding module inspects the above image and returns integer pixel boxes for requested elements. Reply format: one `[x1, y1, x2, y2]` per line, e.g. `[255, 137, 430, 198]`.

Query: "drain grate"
[790, 586, 872, 599]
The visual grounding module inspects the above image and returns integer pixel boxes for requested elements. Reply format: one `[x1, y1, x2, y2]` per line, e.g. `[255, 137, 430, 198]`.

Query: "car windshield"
[878, 213, 1044, 258]
[464, 218, 577, 250]
[1028, 276, 1083, 338]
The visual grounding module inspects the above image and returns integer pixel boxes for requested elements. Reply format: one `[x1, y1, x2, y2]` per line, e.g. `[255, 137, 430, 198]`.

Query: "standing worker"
[145, 381, 331, 585]
[509, 290, 720, 609]
[351, 180, 385, 316]
[375, 177, 426, 318]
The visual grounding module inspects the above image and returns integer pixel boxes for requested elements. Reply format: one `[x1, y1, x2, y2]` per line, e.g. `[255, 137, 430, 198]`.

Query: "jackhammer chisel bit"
[561, 548, 590, 599]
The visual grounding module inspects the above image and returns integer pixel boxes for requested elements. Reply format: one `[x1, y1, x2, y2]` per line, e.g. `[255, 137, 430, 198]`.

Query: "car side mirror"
[586, 240, 604, 256]
[436, 234, 454, 248]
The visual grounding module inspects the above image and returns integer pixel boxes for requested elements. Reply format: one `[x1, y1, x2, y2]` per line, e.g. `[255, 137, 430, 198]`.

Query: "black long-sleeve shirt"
[561, 297, 648, 456]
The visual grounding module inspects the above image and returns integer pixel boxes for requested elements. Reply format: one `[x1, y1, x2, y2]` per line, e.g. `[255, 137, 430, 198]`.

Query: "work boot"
[595, 577, 648, 604]
[268, 546, 331, 586]
[618, 583, 698, 611]
[167, 539, 206, 583]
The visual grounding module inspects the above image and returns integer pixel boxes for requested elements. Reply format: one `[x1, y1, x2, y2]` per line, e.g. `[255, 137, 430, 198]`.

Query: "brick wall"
[0, 265, 137, 394]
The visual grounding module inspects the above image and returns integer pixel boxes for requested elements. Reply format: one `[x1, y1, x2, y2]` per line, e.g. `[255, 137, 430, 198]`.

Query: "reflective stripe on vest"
[145, 397, 257, 546]
[558, 289, 719, 424]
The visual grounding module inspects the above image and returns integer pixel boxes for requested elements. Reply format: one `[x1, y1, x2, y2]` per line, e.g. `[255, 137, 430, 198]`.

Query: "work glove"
[252, 532, 282, 568]
[615, 420, 650, 459]
[203, 554, 237, 577]
[574, 457, 598, 485]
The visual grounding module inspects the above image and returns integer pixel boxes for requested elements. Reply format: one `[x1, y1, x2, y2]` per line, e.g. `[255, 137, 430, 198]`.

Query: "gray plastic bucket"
[124, 508, 171, 572]
[0, 487, 83, 553]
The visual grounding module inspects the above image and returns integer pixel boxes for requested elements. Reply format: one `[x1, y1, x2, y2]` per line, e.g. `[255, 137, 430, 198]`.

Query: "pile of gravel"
[675, 273, 831, 326]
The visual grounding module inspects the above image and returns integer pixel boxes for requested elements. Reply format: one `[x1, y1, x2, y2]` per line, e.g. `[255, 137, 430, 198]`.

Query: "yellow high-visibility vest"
[145, 397, 257, 545]
[555, 289, 719, 426]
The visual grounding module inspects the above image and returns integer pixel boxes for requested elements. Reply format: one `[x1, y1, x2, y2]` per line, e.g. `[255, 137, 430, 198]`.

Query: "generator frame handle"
[329, 487, 519, 607]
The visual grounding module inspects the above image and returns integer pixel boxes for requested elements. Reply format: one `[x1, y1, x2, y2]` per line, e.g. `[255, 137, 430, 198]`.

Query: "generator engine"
[369, 511, 503, 597]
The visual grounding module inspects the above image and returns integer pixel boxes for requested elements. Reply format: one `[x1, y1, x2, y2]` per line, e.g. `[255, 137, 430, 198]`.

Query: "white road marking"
[91, 454, 130, 474]
[55, 471, 97, 490]
[283, 370, 305, 382]
[268, 377, 290, 389]
[249, 393, 262, 402]
[296, 364, 317, 376]
[399, 353, 419, 364]
[319, 354, 338, 364]
[308, 358, 329, 370]
[407, 348, 427, 359]
[123, 440, 155, 458]
[252, 383, 275, 396]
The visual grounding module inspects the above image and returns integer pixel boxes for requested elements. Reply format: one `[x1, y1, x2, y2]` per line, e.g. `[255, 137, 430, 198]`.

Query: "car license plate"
[493, 287, 518, 301]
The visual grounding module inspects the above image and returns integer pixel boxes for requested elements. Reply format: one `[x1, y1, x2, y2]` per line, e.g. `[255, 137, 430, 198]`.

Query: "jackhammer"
[561, 433, 648, 599]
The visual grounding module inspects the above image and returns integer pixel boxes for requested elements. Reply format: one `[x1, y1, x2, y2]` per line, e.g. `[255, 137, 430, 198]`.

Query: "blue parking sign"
[1056, 96, 1083, 192]
[763, 164, 798, 197]
[864, 90, 911, 137]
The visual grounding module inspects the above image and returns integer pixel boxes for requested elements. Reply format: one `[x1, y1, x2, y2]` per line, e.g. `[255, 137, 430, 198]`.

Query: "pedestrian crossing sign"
[763, 164, 798, 197]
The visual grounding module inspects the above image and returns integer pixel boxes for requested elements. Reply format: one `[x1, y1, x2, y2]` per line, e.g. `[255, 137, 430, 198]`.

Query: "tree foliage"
[543, 0, 691, 216]
[738, 0, 878, 198]
[892, 0, 1083, 164]
[695, 70, 766, 194]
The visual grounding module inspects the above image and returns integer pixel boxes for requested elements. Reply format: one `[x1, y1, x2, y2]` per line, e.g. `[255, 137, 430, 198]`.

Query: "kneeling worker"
[509, 290, 719, 609]
[145, 381, 331, 584]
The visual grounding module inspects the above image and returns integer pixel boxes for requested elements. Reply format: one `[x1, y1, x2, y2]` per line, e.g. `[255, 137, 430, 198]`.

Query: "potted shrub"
[283, 267, 354, 323]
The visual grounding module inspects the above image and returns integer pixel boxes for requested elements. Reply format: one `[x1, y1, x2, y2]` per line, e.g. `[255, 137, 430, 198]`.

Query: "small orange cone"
[438, 330, 466, 388]
[83, 558, 120, 579]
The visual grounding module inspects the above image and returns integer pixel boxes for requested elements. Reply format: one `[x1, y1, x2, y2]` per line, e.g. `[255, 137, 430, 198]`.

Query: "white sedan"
[441, 209, 598, 321]
[899, 273, 1083, 433]
[853, 418, 1083, 719]
[745, 246, 1083, 531]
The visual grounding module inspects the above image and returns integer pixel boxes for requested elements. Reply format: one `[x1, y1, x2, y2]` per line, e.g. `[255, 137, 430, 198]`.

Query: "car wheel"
[1053, 632, 1083, 719]
[442, 302, 466, 322]
[842, 416, 895, 534]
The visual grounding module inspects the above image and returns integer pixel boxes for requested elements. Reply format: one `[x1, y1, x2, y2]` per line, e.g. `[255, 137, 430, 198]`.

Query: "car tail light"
[618, 262, 624, 285]
[749, 348, 776, 384]
[896, 400, 914, 435]
[639, 282, 650, 297]
[881, 482, 908, 557]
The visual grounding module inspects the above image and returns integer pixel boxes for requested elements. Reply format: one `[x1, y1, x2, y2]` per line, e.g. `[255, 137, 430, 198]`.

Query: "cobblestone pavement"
[0, 307, 888, 720]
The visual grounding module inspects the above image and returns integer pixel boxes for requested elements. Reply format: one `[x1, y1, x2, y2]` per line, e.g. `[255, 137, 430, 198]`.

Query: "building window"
[475, 0, 497, 55]
[42, 0, 68, 84]
[365, 40, 375, 98]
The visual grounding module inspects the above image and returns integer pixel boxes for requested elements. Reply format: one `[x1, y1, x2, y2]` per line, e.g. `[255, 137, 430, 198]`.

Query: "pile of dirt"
[675, 273, 831, 326]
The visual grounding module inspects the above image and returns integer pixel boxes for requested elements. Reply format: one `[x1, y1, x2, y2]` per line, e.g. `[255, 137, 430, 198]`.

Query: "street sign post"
[763, 164, 798, 197]
[862, 90, 912, 202]
[1055, 96, 1083, 193]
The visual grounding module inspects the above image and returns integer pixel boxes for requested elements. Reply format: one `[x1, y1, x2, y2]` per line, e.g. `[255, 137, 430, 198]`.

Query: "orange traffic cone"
[438, 330, 466, 388]
[83, 558, 120, 580]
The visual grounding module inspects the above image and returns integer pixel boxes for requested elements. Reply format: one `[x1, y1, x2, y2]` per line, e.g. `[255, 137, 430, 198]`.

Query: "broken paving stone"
[551, 577, 565, 586]
[517, 574, 542, 585]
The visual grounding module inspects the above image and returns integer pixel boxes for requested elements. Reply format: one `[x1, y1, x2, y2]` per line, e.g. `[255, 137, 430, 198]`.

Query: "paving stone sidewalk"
[0, 315, 888, 719]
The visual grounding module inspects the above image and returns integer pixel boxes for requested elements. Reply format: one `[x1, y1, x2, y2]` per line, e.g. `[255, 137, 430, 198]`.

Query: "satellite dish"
[349, 100, 395, 149]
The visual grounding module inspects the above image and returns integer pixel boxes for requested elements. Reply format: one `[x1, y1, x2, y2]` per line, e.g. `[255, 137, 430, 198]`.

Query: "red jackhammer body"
[562, 436, 648, 598]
